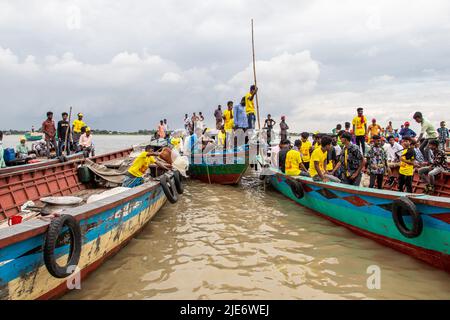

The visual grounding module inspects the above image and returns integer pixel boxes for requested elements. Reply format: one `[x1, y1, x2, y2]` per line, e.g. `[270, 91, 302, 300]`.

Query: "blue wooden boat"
[267, 168, 450, 272]
[0, 150, 182, 300]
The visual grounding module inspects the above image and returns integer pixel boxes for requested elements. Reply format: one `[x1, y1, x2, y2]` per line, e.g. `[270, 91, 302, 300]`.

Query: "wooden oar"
[64, 106, 73, 156]
[251, 19, 261, 131]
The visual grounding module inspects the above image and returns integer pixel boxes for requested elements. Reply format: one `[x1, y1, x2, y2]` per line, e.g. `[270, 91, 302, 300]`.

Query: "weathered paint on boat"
[0, 148, 133, 220]
[269, 170, 450, 272]
[0, 181, 167, 300]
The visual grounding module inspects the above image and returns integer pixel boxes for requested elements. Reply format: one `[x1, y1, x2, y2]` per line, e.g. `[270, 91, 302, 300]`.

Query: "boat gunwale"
[0, 180, 161, 248]
[269, 168, 450, 209]
[0, 147, 134, 178]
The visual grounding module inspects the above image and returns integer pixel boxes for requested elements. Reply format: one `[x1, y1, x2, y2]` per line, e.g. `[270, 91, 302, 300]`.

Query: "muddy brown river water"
[63, 175, 450, 300]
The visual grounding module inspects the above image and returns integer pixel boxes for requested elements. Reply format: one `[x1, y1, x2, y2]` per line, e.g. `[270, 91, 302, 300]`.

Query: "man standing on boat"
[214, 105, 223, 130]
[245, 85, 258, 130]
[184, 114, 191, 134]
[223, 102, 234, 132]
[300, 132, 312, 170]
[437, 121, 449, 151]
[368, 118, 382, 139]
[352, 107, 368, 155]
[413, 111, 438, 162]
[57, 112, 71, 156]
[331, 132, 364, 186]
[42, 111, 57, 159]
[366, 135, 390, 189]
[309, 136, 340, 183]
[233, 98, 248, 131]
[264, 114, 276, 144]
[72, 113, 86, 149]
[280, 116, 289, 142]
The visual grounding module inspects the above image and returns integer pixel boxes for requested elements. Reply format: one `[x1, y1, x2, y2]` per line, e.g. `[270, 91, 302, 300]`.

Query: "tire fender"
[172, 171, 184, 194]
[392, 197, 423, 238]
[287, 179, 305, 199]
[160, 175, 178, 204]
[44, 214, 82, 278]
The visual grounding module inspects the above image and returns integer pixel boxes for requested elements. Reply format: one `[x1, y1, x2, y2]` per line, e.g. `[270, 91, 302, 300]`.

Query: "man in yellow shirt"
[72, 113, 86, 147]
[309, 136, 341, 182]
[122, 145, 171, 188]
[368, 118, 382, 139]
[352, 107, 368, 155]
[245, 85, 258, 129]
[223, 102, 234, 131]
[285, 142, 308, 176]
[300, 132, 312, 169]
[398, 136, 415, 193]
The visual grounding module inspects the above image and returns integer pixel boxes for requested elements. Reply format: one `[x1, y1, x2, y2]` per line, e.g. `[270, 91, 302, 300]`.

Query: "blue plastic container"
[3, 148, 16, 162]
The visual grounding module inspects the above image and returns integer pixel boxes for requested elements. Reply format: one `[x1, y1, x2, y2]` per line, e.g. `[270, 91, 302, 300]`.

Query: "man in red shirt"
[42, 111, 57, 158]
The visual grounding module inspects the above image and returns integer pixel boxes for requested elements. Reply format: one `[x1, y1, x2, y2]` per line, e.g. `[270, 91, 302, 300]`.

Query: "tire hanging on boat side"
[172, 170, 184, 194]
[287, 179, 305, 199]
[160, 174, 178, 204]
[44, 214, 82, 278]
[392, 197, 423, 238]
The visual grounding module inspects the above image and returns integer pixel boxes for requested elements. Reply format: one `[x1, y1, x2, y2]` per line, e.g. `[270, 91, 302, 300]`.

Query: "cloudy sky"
[1, 0, 449, 132]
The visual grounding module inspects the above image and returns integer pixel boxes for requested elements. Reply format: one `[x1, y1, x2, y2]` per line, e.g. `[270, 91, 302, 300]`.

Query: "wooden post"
[251, 19, 261, 131]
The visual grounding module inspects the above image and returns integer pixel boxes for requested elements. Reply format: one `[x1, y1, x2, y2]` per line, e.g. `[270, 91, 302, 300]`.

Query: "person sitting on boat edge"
[331, 132, 363, 186]
[278, 139, 291, 174]
[309, 136, 341, 183]
[16, 136, 35, 162]
[79, 127, 95, 157]
[365, 135, 390, 189]
[398, 136, 415, 193]
[418, 139, 447, 195]
[285, 140, 309, 177]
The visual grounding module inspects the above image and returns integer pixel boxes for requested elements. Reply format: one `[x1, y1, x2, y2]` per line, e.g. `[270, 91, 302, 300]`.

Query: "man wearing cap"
[16, 137, 30, 160]
[280, 116, 289, 142]
[72, 113, 86, 148]
[352, 107, 368, 155]
[245, 85, 258, 130]
[79, 127, 94, 157]
[368, 118, 382, 139]
[399, 121, 416, 141]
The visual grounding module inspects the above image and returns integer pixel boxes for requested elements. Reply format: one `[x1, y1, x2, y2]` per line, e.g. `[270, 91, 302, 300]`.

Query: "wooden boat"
[267, 169, 450, 272]
[25, 132, 43, 141]
[0, 148, 182, 300]
[188, 146, 250, 185]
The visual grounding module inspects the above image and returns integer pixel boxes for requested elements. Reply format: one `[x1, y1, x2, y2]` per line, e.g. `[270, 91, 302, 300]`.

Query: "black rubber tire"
[160, 175, 178, 204]
[44, 214, 82, 278]
[172, 171, 184, 194]
[287, 179, 305, 199]
[392, 197, 423, 238]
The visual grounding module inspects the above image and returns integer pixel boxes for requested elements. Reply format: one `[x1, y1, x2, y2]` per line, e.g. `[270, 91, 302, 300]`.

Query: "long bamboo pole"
[251, 19, 261, 131]
[64, 106, 73, 156]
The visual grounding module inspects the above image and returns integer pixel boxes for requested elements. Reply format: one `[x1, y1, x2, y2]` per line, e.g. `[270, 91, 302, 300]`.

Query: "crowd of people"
[0, 111, 95, 168]
[273, 108, 448, 195]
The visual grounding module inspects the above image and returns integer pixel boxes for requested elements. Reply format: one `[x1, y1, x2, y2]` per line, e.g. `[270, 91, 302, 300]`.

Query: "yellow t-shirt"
[245, 92, 255, 115]
[218, 131, 226, 145]
[223, 109, 234, 130]
[399, 149, 415, 176]
[300, 140, 312, 162]
[352, 116, 367, 136]
[326, 158, 334, 171]
[73, 119, 86, 133]
[314, 142, 320, 150]
[170, 137, 181, 148]
[285, 150, 303, 176]
[309, 148, 327, 178]
[128, 152, 156, 178]
[368, 124, 381, 137]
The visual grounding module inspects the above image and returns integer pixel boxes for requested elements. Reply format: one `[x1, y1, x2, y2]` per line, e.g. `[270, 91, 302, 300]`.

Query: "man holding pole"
[245, 85, 258, 130]
[57, 112, 71, 156]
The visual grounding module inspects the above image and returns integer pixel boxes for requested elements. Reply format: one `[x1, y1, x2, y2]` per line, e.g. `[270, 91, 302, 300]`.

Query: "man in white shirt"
[383, 135, 403, 168]
[79, 127, 94, 157]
